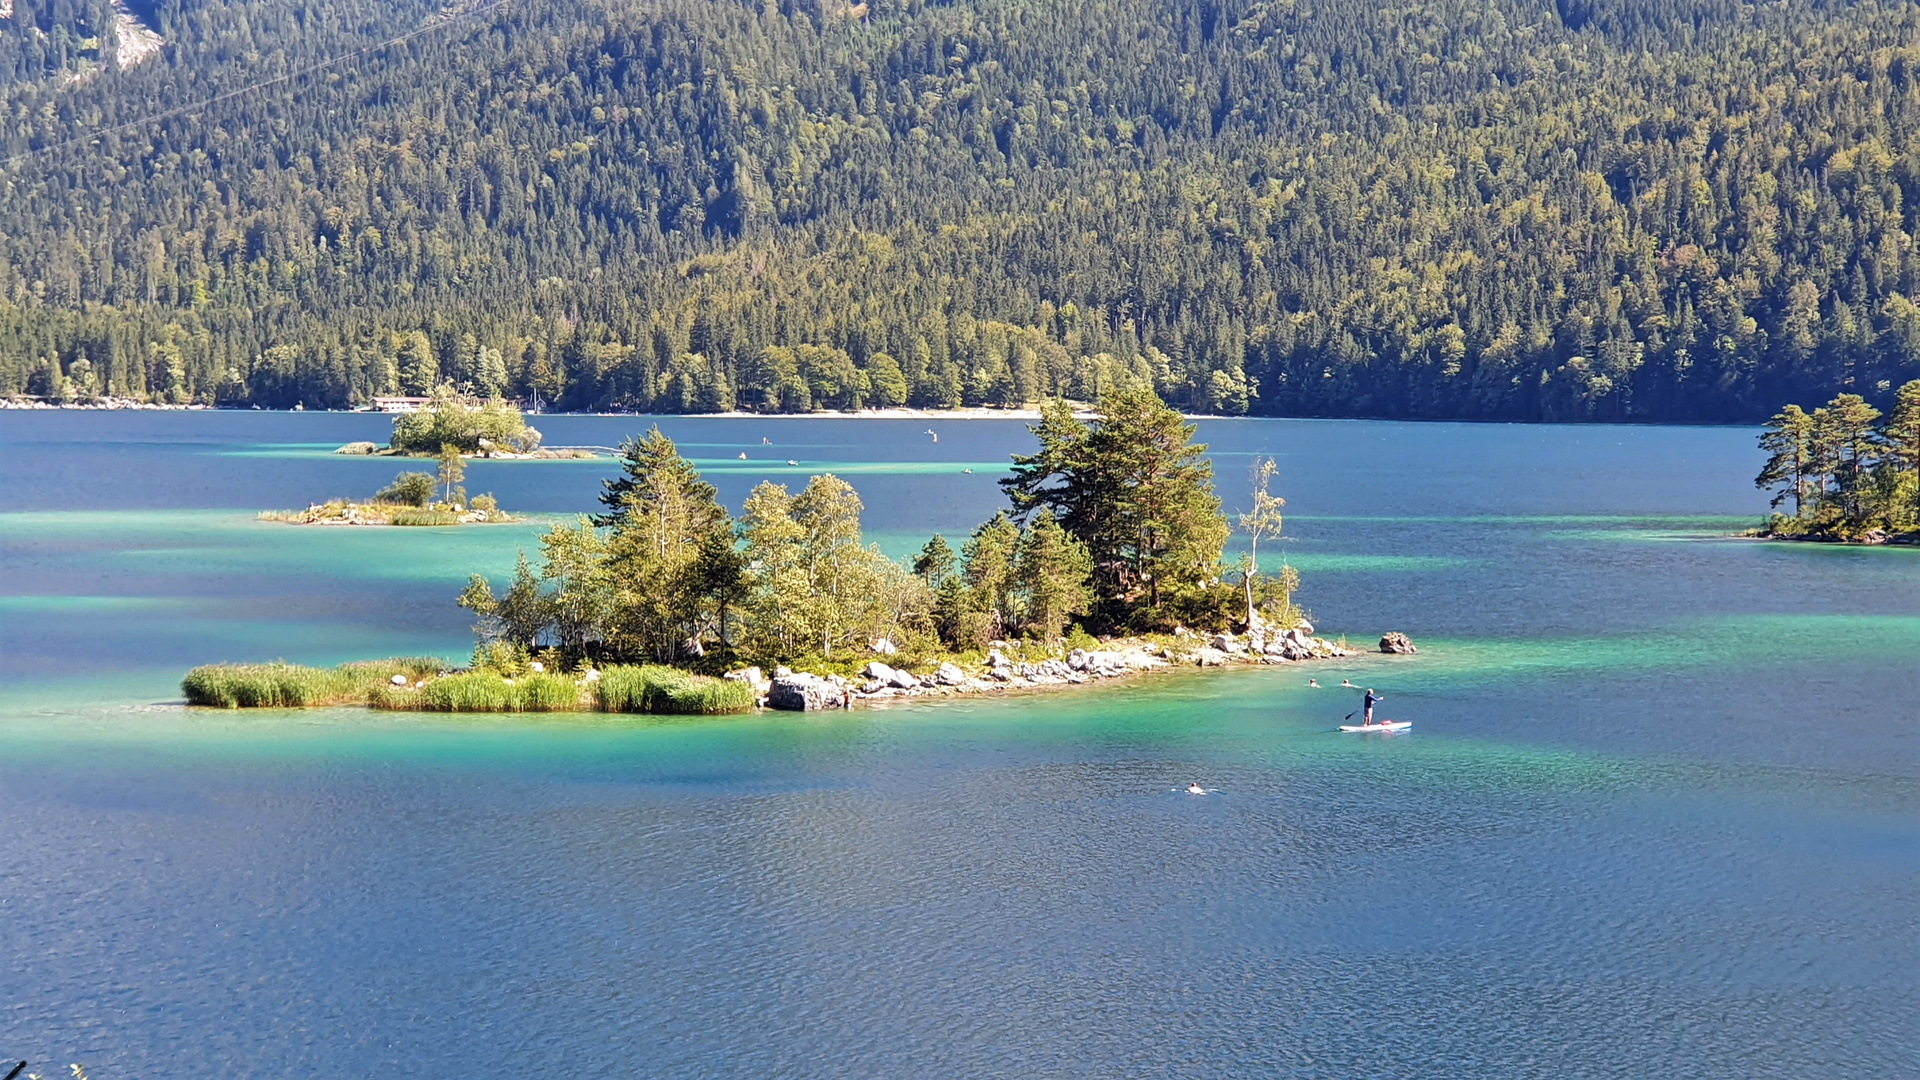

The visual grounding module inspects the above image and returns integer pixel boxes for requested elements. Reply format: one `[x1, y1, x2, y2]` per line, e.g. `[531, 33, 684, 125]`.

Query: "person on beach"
[1363, 688, 1382, 726]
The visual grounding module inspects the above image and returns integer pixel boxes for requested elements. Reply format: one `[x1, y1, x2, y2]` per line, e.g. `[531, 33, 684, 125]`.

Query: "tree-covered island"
[191, 390, 1411, 714]
[1753, 379, 1920, 544]
[332, 387, 593, 459]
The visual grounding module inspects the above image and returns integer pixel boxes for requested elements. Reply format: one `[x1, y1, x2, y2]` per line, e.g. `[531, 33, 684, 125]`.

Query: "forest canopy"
[2, 0, 1918, 420]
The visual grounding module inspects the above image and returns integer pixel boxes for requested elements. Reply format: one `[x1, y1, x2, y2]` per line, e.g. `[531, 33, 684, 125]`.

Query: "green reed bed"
[370, 670, 585, 712]
[181, 662, 364, 708]
[184, 659, 750, 716]
[388, 508, 462, 526]
[595, 665, 756, 715]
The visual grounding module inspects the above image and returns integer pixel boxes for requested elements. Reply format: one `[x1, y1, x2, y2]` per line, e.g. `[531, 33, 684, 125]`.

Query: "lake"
[1, 411, 1914, 1078]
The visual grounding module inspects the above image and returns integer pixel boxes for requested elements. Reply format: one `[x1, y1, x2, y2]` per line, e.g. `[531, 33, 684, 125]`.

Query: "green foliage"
[389, 389, 541, 455]
[374, 471, 437, 507]
[2, 0, 1915, 420]
[593, 665, 755, 715]
[739, 473, 898, 658]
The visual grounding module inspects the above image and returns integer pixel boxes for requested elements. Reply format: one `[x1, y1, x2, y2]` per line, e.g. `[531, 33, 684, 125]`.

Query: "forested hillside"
[2, 0, 1917, 419]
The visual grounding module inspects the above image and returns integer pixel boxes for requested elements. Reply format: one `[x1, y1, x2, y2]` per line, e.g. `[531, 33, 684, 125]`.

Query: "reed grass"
[181, 663, 361, 708]
[183, 657, 749, 716]
[388, 508, 461, 526]
[595, 665, 755, 715]
[371, 670, 584, 712]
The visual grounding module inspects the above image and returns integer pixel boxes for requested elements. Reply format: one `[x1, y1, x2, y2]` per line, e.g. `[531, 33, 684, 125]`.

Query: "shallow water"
[1, 412, 1915, 1078]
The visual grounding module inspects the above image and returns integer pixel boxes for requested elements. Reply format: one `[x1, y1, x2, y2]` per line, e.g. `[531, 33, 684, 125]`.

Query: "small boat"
[1339, 720, 1411, 733]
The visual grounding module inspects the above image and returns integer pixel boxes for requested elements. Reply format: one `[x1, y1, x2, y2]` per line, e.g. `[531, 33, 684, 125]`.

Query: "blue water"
[1, 412, 1915, 1077]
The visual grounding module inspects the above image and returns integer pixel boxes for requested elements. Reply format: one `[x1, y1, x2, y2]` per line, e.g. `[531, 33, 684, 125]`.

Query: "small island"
[263, 448, 513, 526]
[334, 386, 595, 459]
[1752, 380, 1919, 545]
[198, 389, 1414, 715]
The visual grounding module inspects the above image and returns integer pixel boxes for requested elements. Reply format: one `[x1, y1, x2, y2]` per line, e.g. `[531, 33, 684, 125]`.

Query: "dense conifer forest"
[2, 0, 1918, 419]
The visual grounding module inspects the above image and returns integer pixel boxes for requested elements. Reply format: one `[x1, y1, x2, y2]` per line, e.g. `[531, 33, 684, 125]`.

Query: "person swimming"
[1186, 782, 1206, 795]
[1341, 679, 1355, 688]
[1308, 679, 1320, 688]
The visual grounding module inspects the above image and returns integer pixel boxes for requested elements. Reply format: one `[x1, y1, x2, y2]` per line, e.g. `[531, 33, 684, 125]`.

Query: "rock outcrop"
[767, 672, 845, 711]
[1379, 632, 1418, 655]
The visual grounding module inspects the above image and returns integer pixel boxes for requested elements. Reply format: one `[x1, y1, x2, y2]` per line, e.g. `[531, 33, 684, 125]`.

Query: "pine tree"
[961, 512, 1020, 638]
[1755, 404, 1816, 516]
[1015, 508, 1092, 644]
[599, 427, 734, 660]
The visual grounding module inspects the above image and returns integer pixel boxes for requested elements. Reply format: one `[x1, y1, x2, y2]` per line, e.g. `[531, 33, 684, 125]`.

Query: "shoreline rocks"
[750, 628, 1377, 712]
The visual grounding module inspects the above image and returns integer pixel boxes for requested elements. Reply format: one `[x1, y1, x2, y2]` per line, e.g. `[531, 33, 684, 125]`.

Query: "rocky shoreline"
[727, 627, 1417, 711]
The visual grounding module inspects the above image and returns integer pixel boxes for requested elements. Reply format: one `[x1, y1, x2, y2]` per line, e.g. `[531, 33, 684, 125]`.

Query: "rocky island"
[198, 389, 1417, 715]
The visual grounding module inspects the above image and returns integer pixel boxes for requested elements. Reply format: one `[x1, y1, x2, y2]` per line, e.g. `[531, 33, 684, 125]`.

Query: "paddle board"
[1339, 721, 1411, 733]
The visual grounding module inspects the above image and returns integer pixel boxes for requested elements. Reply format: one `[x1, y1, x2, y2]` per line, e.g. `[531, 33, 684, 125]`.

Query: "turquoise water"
[1, 412, 1915, 1077]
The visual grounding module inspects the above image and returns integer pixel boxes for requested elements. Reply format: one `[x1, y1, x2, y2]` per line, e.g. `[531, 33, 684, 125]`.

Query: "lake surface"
[1, 411, 1914, 1078]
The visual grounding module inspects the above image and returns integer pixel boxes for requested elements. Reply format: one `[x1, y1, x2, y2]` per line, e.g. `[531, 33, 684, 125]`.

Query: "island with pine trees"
[191, 390, 1412, 715]
[1753, 380, 1920, 545]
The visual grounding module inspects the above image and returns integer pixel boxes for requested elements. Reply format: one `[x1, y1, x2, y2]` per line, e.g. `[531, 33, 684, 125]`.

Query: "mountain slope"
[1, 0, 1917, 418]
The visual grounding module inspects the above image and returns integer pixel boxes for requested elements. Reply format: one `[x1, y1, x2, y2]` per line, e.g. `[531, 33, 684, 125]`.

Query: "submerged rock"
[1379, 632, 1418, 655]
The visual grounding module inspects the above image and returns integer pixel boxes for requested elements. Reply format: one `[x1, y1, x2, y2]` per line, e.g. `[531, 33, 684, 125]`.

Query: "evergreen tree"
[1006, 387, 1227, 612]
[912, 534, 956, 588]
[1015, 508, 1092, 644]
[1756, 405, 1816, 516]
[598, 427, 734, 660]
[961, 512, 1021, 639]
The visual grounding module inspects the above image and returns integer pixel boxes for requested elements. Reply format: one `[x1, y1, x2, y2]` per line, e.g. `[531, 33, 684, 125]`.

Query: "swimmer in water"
[1341, 679, 1356, 688]
[1308, 679, 1320, 688]
[1186, 782, 1206, 795]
